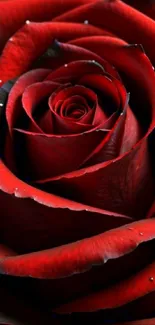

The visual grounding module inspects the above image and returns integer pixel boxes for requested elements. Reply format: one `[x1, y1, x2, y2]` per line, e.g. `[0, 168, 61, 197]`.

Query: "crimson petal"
[0, 219, 154, 280]
[40, 138, 154, 218]
[55, 0, 155, 65]
[0, 0, 95, 50]
[14, 126, 108, 179]
[22, 81, 60, 133]
[0, 21, 106, 82]
[6, 69, 51, 134]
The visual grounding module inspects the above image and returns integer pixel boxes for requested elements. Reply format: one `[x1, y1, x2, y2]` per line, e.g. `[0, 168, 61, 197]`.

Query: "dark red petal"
[0, 219, 155, 280]
[79, 73, 121, 114]
[22, 81, 60, 133]
[115, 320, 155, 325]
[70, 37, 155, 122]
[55, 0, 155, 65]
[46, 60, 105, 83]
[14, 126, 108, 179]
[120, 106, 142, 154]
[0, 244, 16, 258]
[6, 69, 51, 134]
[123, 0, 155, 21]
[0, 159, 131, 253]
[42, 139, 154, 218]
[0, 0, 94, 50]
[0, 21, 105, 82]
[55, 260, 155, 313]
[49, 85, 96, 133]
[80, 84, 128, 166]
[35, 41, 117, 77]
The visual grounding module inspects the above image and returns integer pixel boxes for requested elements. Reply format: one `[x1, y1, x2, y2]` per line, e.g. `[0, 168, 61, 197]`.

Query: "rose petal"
[79, 73, 121, 121]
[55, 0, 155, 65]
[120, 106, 142, 154]
[45, 60, 105, 83]
[0, 157, 131, 253]
[116, 320, 155, 325]
[0, 0, 95, 50]
[40, 139, 154, 218]
[6, 69, 51, 135]
[14, 126, 108, 179]
[70, 37, 155, 126]
[54, 260, 155, 313]
[123, 0, 155, 21]
[22, 81, 60, 133]
[79, 84, 129, 166]
[35, 41, 119, 79]
[49, 85, 97, 134]
[0, 21, 106, 82]
[0, 219, 154, 280]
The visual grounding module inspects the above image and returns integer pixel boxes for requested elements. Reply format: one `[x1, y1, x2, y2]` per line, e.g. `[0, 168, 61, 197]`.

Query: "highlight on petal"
[0, 218, 155, 279]
[0, 0, 95, 50]
[0, 21, 106, 82]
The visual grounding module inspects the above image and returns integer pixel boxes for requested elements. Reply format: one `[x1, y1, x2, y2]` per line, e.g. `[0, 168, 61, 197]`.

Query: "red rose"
[0, 0, 155, 324]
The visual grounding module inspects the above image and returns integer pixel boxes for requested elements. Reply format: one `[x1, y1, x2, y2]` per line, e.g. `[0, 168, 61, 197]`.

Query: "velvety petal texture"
[0, 0, 155, 324]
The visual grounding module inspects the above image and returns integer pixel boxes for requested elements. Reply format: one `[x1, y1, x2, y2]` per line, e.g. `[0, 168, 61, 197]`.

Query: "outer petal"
[6, 69, 51, 134]
[0, 218, 154, 279]
[115, 320, 155, 325]
[123, 0, 155, 21]
[0, 21, 106, 82]
[55, 261, 155, 313]
[14, 127, 108, 179]
[0, 158, 130, 253]
[0, 219, 155, 315]
[55, 0, 155, 65]
[0, 0, 94, 50]
[70, 37, 155, 125]
[38, 138, 154, 218]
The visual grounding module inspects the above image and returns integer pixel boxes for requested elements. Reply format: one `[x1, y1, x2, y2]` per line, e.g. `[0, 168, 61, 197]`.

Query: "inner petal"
[60, 95, 89, 119]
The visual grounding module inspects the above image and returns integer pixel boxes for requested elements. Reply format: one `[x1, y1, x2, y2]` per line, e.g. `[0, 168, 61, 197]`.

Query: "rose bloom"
[1, 0, 155, 324]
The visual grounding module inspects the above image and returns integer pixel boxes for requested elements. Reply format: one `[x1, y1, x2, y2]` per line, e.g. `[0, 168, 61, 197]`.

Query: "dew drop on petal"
[26, 20, 30, 25]
[84, 20, 89, 25]
[64, 64, 68, 67]
[139, 232, 144, 236]
[149, 277, 154, 282]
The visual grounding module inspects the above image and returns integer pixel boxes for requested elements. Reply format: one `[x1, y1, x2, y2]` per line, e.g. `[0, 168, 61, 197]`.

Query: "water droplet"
[26, 20, 30, 24]
[120, 112, 123, 116]
[15, 187, 18, 191]
[9, 37, 14, 41]
[92, 60, 95, 63]
[149, 277, 154, 282]
[0, 80, 2, 83]
[139, 232, 144, 236]
[0, 103, 3, 107]
[84, 20, 89, 25]
[64, 64, 68, 67]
